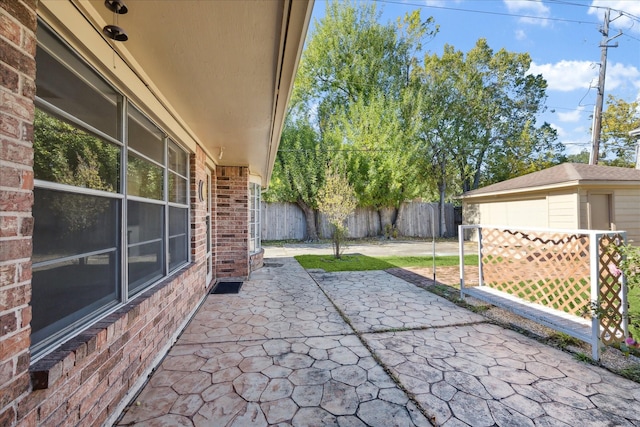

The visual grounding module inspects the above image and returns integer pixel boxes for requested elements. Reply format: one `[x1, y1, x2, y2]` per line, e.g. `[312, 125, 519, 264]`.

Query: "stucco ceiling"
[82, 0, 313, 186]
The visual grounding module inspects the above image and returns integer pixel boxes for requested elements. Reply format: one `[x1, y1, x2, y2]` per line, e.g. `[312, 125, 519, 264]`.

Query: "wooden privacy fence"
[261, 201, 456, 240]
[459, 225, 629, 360]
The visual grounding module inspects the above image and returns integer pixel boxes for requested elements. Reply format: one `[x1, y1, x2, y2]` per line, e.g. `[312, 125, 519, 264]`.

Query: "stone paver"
[117, 257, 640, 427]
[310, 270, 485, 333]
[117, 259, 430, 426]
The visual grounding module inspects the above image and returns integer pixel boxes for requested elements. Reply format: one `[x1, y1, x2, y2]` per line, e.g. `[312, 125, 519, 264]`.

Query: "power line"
[375, 0, 600, 25]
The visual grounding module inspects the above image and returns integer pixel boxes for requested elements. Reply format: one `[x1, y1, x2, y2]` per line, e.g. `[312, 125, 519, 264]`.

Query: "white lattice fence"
[460, 225, 628, 360]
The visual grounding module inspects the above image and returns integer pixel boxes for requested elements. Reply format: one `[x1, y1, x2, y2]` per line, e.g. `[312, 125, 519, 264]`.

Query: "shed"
[461, 163, 640, 244]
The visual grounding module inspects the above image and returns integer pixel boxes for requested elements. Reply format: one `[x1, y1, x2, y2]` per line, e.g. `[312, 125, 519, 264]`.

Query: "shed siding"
[578, 190, 589, 229]
[548, 192, 579, 229]
[475, 199, 548, 228]
[613, 188, 640, 244]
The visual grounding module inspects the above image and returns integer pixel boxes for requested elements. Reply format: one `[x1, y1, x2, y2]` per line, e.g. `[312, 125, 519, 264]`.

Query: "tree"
[599, 95, 640, 167]
[412, 39, 559, 235]
[265, 114, 332, 241]
[334, 90, 423, 232]
[292, 1, 436, 232]
[317, 163, 356, 258]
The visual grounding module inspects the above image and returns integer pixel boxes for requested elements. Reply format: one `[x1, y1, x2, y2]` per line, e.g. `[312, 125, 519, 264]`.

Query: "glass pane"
[33, 189, 119, 264]
[36, 30, 119, 138]
[169, 207, 188, 271]
[128, 201, 164, 294]
[127, 153, 163, 200]
[34, 109, 121, 192]
[31, 250, 119, 347]
[128, 201, 163, 244]
[128, 241, 163, 295]
[168, 172, 188, 205]
[128, 104, 164, 163]
[168, 140, 188, 176]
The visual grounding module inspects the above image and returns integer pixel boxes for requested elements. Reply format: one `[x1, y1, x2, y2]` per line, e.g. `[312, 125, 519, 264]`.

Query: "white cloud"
[529, 60, 597, 92]
[557, 107, 584, 123]
[528, 61, 639, 92]
[606, 63, 640, 91]
[589, 1, 640, 34]
[504, 0, 551, 26]
[515, 29, 527, 40]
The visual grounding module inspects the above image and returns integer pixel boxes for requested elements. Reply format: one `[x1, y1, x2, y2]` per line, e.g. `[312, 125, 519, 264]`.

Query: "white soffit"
[76, 0, 312, 185]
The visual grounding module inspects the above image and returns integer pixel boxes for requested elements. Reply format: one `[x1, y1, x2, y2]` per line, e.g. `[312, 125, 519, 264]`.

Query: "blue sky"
[309, 0, 640, 156]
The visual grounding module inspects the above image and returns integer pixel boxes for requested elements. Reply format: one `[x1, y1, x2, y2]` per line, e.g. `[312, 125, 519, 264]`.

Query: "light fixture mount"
[103, 25, 128, 42]
[104, 0, 128, 14]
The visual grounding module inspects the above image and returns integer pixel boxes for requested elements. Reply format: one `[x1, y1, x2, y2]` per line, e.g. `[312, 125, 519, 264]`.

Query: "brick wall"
[0, 1, 37, 424]
[190, 145, 214, 287]
[20, 263, 206, 426]
[216, 166, 249, 278]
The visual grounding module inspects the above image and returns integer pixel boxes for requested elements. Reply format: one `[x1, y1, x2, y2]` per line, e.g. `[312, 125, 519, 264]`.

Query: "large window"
[249, 183, 261, 254]
[31, 24, 190, 359]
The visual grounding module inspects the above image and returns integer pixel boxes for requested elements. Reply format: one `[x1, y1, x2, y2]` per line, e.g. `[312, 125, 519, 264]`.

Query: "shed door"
[588, 193, 611, 230]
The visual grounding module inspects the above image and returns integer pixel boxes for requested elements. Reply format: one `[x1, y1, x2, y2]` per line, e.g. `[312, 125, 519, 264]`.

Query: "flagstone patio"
[116, 257, 640, 427]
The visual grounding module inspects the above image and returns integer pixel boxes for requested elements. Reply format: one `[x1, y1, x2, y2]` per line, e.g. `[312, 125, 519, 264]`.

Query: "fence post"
[459, 225, 465, 300]
[620, 234, 630, 339]
[590, 232, 601, 361]
[478, 226, 484, 288]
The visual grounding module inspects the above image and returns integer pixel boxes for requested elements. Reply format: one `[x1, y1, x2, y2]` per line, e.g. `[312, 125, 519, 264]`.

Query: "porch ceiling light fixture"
[103, 0, 128, 42]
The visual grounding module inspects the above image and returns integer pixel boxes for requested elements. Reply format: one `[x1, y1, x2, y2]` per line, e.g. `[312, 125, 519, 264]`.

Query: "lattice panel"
[480, 228, 591, 316]
[598, 234, 626, 345]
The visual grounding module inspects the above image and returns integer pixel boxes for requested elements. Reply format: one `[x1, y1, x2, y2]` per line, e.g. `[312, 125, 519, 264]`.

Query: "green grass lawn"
[294, 254, 478, 272]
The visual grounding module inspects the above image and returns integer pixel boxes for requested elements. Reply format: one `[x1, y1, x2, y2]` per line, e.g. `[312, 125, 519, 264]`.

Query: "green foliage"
[548, 332, 582, 349]
[414, 39, 561, 195]
[34, 109, 120, 233]
[266, 116, 329, 206]
[288, 1, 437, 217]
[317, 164, 357, 258]
[34, 109, 119, 191]
[618, 364, 640, 383]
[599, 95, 640, 167]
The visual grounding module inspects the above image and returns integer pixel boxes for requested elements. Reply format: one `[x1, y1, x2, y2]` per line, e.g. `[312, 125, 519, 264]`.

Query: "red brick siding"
[216, 166, 249, 278]
[20, 263, 206, 426]
[190, 146, 215, 288]
[1, 3, 217, 425]
[0, 1, 36, 424]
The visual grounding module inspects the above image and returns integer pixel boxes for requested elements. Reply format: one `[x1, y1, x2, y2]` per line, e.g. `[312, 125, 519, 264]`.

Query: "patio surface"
[116, 257, 640, 426]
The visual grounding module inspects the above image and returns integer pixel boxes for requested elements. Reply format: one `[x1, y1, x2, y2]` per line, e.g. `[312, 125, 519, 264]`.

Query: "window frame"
[31, 22, 192, 362]
[249, 182, 262, 254]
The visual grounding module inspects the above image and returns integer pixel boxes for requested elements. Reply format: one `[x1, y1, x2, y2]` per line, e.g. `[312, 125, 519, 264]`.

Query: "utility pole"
[589, 8, 621, 165]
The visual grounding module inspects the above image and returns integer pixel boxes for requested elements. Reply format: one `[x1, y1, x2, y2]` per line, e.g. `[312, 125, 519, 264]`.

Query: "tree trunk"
[438, 178, 448, 238]
[296, 199, 319, 241]
[378, 207, 397, 238]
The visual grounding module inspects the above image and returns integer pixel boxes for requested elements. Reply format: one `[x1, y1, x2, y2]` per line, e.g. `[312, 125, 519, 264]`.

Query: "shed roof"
[462, 163, 640, 198]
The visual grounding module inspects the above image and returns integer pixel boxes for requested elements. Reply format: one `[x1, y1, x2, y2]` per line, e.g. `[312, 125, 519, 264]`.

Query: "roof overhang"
[461, 180, 640, 201]
[39, 0, 313, 187]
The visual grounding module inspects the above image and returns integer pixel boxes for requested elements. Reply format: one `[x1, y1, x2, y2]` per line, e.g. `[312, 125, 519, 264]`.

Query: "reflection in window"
[127, 153, 163, 200]
[34, 109, 120, 192]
